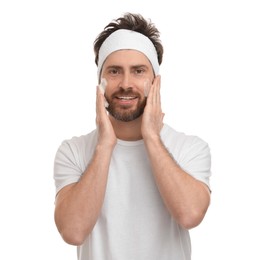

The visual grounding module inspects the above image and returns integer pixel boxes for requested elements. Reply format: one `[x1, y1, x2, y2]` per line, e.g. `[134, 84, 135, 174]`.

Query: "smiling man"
[53, 13, 212, 260]
[104, 49, 152, 123]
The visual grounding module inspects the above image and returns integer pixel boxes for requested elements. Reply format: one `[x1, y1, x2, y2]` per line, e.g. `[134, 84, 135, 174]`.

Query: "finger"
[96, 85, 102, 113]
[155, 75, 161, 104]
[147, 76, 157, 104]
[96, 86, 101, 124]
[151, 75, 161, 105]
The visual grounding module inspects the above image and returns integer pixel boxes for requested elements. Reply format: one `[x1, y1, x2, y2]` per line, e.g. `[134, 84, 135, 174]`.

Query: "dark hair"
[93, 12, 163, 66]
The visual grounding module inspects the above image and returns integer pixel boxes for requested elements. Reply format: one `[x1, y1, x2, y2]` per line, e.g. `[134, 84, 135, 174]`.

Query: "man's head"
[94, 13, 163, 122]
[94, 13, 164, 81]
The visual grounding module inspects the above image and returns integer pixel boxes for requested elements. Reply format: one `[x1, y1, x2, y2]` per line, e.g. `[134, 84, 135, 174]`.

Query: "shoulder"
[56, 129, 98, 159]
[161, 124, 210, 159]
[161, 124, 211, 186]
[161, 124, 208, 146]
[60, 129, 97, 148]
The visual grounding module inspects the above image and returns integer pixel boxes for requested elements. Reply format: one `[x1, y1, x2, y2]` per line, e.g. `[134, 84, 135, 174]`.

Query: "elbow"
[179, 192, 211, 229]
[176, 207, 209, 230]
[59, 228, 87, 246]
[55, 215, 92, 246]
[179, 212, 204, 230]
[56, 222, 96, 246]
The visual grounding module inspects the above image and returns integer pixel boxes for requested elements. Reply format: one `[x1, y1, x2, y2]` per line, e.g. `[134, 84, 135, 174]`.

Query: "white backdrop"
[1, 0, 259, 259]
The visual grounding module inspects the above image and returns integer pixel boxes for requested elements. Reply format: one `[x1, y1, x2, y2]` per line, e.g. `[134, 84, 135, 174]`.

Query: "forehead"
[103, 49, 152, 68]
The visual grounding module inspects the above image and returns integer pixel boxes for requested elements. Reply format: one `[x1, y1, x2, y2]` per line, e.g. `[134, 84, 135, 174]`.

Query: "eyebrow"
[131, 65, 149, 70]
[105, 65, 122, 70]
[105, 64, 149, 70]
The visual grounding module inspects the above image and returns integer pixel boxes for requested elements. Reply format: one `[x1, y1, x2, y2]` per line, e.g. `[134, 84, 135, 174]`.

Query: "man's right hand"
[96, 85, 117, 149]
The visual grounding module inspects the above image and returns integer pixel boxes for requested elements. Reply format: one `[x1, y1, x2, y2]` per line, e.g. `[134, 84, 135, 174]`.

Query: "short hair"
[93, 12, 163, 67]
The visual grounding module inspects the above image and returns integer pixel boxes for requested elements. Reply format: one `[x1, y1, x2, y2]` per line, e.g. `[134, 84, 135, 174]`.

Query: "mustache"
[110, 88, 141, 99]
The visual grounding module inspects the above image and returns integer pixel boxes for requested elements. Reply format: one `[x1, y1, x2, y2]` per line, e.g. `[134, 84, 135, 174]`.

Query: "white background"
[0, 0, 259, 259]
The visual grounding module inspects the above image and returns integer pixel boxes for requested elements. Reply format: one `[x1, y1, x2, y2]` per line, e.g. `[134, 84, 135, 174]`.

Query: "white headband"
[97, 29, 160, 79]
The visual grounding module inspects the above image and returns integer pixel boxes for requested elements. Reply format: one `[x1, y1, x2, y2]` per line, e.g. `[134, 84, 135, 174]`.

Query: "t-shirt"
[54, 123, 211, 260]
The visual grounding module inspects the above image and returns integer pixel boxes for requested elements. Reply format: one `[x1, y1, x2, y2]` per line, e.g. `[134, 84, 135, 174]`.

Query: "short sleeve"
[178, 136, 212, 190]
[53, 140, 83, 194]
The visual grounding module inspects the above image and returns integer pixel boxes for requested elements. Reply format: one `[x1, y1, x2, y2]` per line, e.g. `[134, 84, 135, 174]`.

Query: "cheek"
[103, 85, 114, 97]
[102, 77, 120, 91]
[138, 78, 152, 97]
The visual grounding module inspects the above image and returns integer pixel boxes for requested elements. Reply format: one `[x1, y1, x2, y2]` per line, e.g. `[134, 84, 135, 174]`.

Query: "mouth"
[116, 95, 137, 100]
[113, 94, 139, 106]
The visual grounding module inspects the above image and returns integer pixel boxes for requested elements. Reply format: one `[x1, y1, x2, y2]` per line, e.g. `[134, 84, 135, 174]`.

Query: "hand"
[96, 86, 117, 148]
[141, 75, 164, 140]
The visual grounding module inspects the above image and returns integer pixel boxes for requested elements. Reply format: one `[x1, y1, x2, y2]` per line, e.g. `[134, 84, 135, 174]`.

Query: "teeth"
[118, 96, 135, 100]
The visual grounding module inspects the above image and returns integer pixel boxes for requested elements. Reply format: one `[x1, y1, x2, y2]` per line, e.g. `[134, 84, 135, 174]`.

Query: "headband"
[97, 29, 160, 78]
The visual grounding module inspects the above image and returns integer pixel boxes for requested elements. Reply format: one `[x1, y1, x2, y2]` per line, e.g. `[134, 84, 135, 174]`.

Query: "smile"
[117, 96, 137, 100]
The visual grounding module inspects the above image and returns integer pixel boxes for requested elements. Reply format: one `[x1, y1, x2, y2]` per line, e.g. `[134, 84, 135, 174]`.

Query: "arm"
[142, 76, 210, 229]
[144, 136, 210, 229]
[54, 86, 116, 245]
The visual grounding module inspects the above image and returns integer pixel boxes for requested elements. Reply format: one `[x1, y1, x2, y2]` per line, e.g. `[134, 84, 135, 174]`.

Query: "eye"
[108, 67, 121, 77]
[134, 68, 145, 75]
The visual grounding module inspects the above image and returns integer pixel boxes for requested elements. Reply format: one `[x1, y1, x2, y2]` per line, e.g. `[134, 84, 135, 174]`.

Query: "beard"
[105, 89, 147, 122]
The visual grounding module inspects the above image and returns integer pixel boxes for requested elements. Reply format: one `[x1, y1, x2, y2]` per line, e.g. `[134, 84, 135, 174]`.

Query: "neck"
[109, 115, 143, 141]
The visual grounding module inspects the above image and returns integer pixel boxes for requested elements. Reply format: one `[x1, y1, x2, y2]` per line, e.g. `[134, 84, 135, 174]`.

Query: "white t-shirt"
[54, 124, 211, 260]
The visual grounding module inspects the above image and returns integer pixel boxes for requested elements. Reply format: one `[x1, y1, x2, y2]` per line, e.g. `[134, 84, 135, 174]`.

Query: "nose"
[119, 72, 132, 90]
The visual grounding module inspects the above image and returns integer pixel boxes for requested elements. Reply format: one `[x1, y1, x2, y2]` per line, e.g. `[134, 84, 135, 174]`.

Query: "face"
[101, 50, 155, 122]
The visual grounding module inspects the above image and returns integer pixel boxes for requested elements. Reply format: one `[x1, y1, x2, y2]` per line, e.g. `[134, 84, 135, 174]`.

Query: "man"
[53, 12, 211, 260]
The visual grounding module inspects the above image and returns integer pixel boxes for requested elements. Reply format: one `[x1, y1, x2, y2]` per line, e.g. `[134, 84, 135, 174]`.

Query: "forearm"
[144, 136, 210, 229]
[54, 144, 113, 245]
